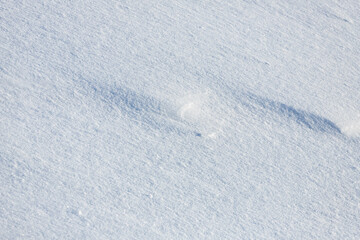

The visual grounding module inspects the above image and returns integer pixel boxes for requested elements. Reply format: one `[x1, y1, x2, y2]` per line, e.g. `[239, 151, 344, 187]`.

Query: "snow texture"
[1, 0, 360, 239]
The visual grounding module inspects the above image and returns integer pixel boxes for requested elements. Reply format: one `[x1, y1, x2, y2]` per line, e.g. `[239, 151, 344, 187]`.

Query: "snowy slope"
[1, 0, 360, 239]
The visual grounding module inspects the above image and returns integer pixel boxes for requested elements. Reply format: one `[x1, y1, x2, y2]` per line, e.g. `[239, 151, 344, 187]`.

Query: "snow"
[1, 0, 360, 239]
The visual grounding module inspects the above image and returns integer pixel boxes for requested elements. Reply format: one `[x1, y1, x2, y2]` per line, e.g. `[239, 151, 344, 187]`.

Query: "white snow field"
[1, 0, 360, 239]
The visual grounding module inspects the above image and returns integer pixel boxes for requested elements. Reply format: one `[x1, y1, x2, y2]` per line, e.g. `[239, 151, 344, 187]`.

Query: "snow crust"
[1, 0, 360, 239]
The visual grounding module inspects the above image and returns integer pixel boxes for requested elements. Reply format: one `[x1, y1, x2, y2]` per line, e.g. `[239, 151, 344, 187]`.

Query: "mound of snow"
[176, 90, 225, 138]
[341, 118, 360, 137]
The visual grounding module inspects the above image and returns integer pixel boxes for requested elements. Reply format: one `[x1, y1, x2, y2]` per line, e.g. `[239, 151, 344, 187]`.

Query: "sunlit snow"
[1, 0, 360, 239]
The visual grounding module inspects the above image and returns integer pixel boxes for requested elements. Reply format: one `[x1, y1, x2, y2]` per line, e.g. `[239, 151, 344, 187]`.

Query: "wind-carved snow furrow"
[319, 7, 352, 24]
[103, 87, 225, 138]
[104, 87, 188, 134]
[75, 78, 185, 134]
[244, 93, 342, 135]
[107, 88, 165, 116]
[89, 84, 226, 139]
[76, 78, 205, 136]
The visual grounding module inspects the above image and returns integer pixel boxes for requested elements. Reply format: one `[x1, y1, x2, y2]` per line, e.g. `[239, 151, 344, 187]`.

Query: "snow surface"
[1, 0, 360, 239]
